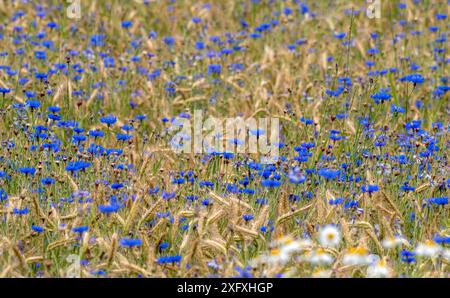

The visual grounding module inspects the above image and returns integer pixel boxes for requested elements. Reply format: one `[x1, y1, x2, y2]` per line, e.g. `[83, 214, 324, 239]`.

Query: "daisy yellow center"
[282, 237, 294, 245]
[424, 240, 437, 247]
[316, 248, 326, 255]
[270, 248, 281, 256]
[348, 247, 368, 255]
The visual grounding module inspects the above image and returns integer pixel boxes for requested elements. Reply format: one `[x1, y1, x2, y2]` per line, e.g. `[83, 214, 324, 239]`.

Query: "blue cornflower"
[201, 198, 211, 206]
[111, 183, 124, 190]
[162, 191, 176, 200]
[48, 113, 61, 121]
[199, 181, 214, 188]
[148, 186, 160, 194]
[32, 226, 44, 233]
[288, 169, 306, 184]
[98, 204, 120, 214]
[120, 238, 142, 248]
[261, 179, 282, 188]
[235, 266, 253, 278]
[325, 87, 344, 97]
[100, 115, 117, 126]
[172, 177, 185, 184]
[66, 161, 91, 173]
[300, 117, 314, 125]
[135, 114, 147, 121]
[90, 34, 105, 47]
[433, 234, 450, 244]
[25, 91, 36, 99]
[435, 13, 447, 20]
[121, 21, 133, 28]
[426, 197, 448, 206]
[41, 177, 56, 186]
[405, 120, 422, 130]
[361, 184, 379, 193]
[18, 78, 29, 85]
[157, 255, 182, 264]
[89, 129, 105, 138]
[318, 168, 340, 180]
[72, 134, 87, 143]
[104, 57, 115, 68]
[391, 104, 405, 114]
[34, 50, 46, 60]
[186, 195, 198, 202]
[72, 226, 89, 234]
[48, 106, 60, 113]
[0, 171, 10, 179]
[208, 64, 222, 76]
[242, 214, 254, 222]
[371, 91, 391, 104]
[192, 17, 202, 23]
[47, 22, 58, 29]
[283, 7, 293, 15]
[35, 72, 48, 80]
[159, 242, 170, 250]
[334, 32, 346, 39]
[92, 269, 107, 276]
[121, 124, 134, 132]
[400, 250, 416, 263]
[241, 188, 255, 195]
[343, 200, 359, 209]
[19, 167, 36, 175]
[0, 189, 8, 201]
[116, 133, 133, 142]
[13, 207, 29, 215]
[365, 60, 376, 68]
[26, 100, 41, 109]
[337, 77, 352, 87]
[0, 88, 11, 95]
[400, 183, 415, 192]
[256, 198, 268, 205]
[195, 41, 205, 50]
[367, 48, 380, 55]
[329, 198, 344, 205]
[399, 73, 425, 84]
[163, 36, 175, 47]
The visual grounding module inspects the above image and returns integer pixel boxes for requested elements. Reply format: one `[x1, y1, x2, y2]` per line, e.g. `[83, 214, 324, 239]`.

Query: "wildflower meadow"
[0, 0, 448, 280]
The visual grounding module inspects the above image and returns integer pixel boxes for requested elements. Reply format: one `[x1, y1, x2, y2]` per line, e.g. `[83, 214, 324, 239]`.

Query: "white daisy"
[307, 249, 335, 265]
[281, 237, 313, 255]
[264, 237, 314, 265]
[312, 268, 333, 278]
[442, 249, 450, 261]
[342, 247, 374, 266]
[318, 225, 341, 248]
[415, 240, 442, 258]
[367, 259, 391, 278]
[266, 247, 291, 265]
[382, 236, 409, 249]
